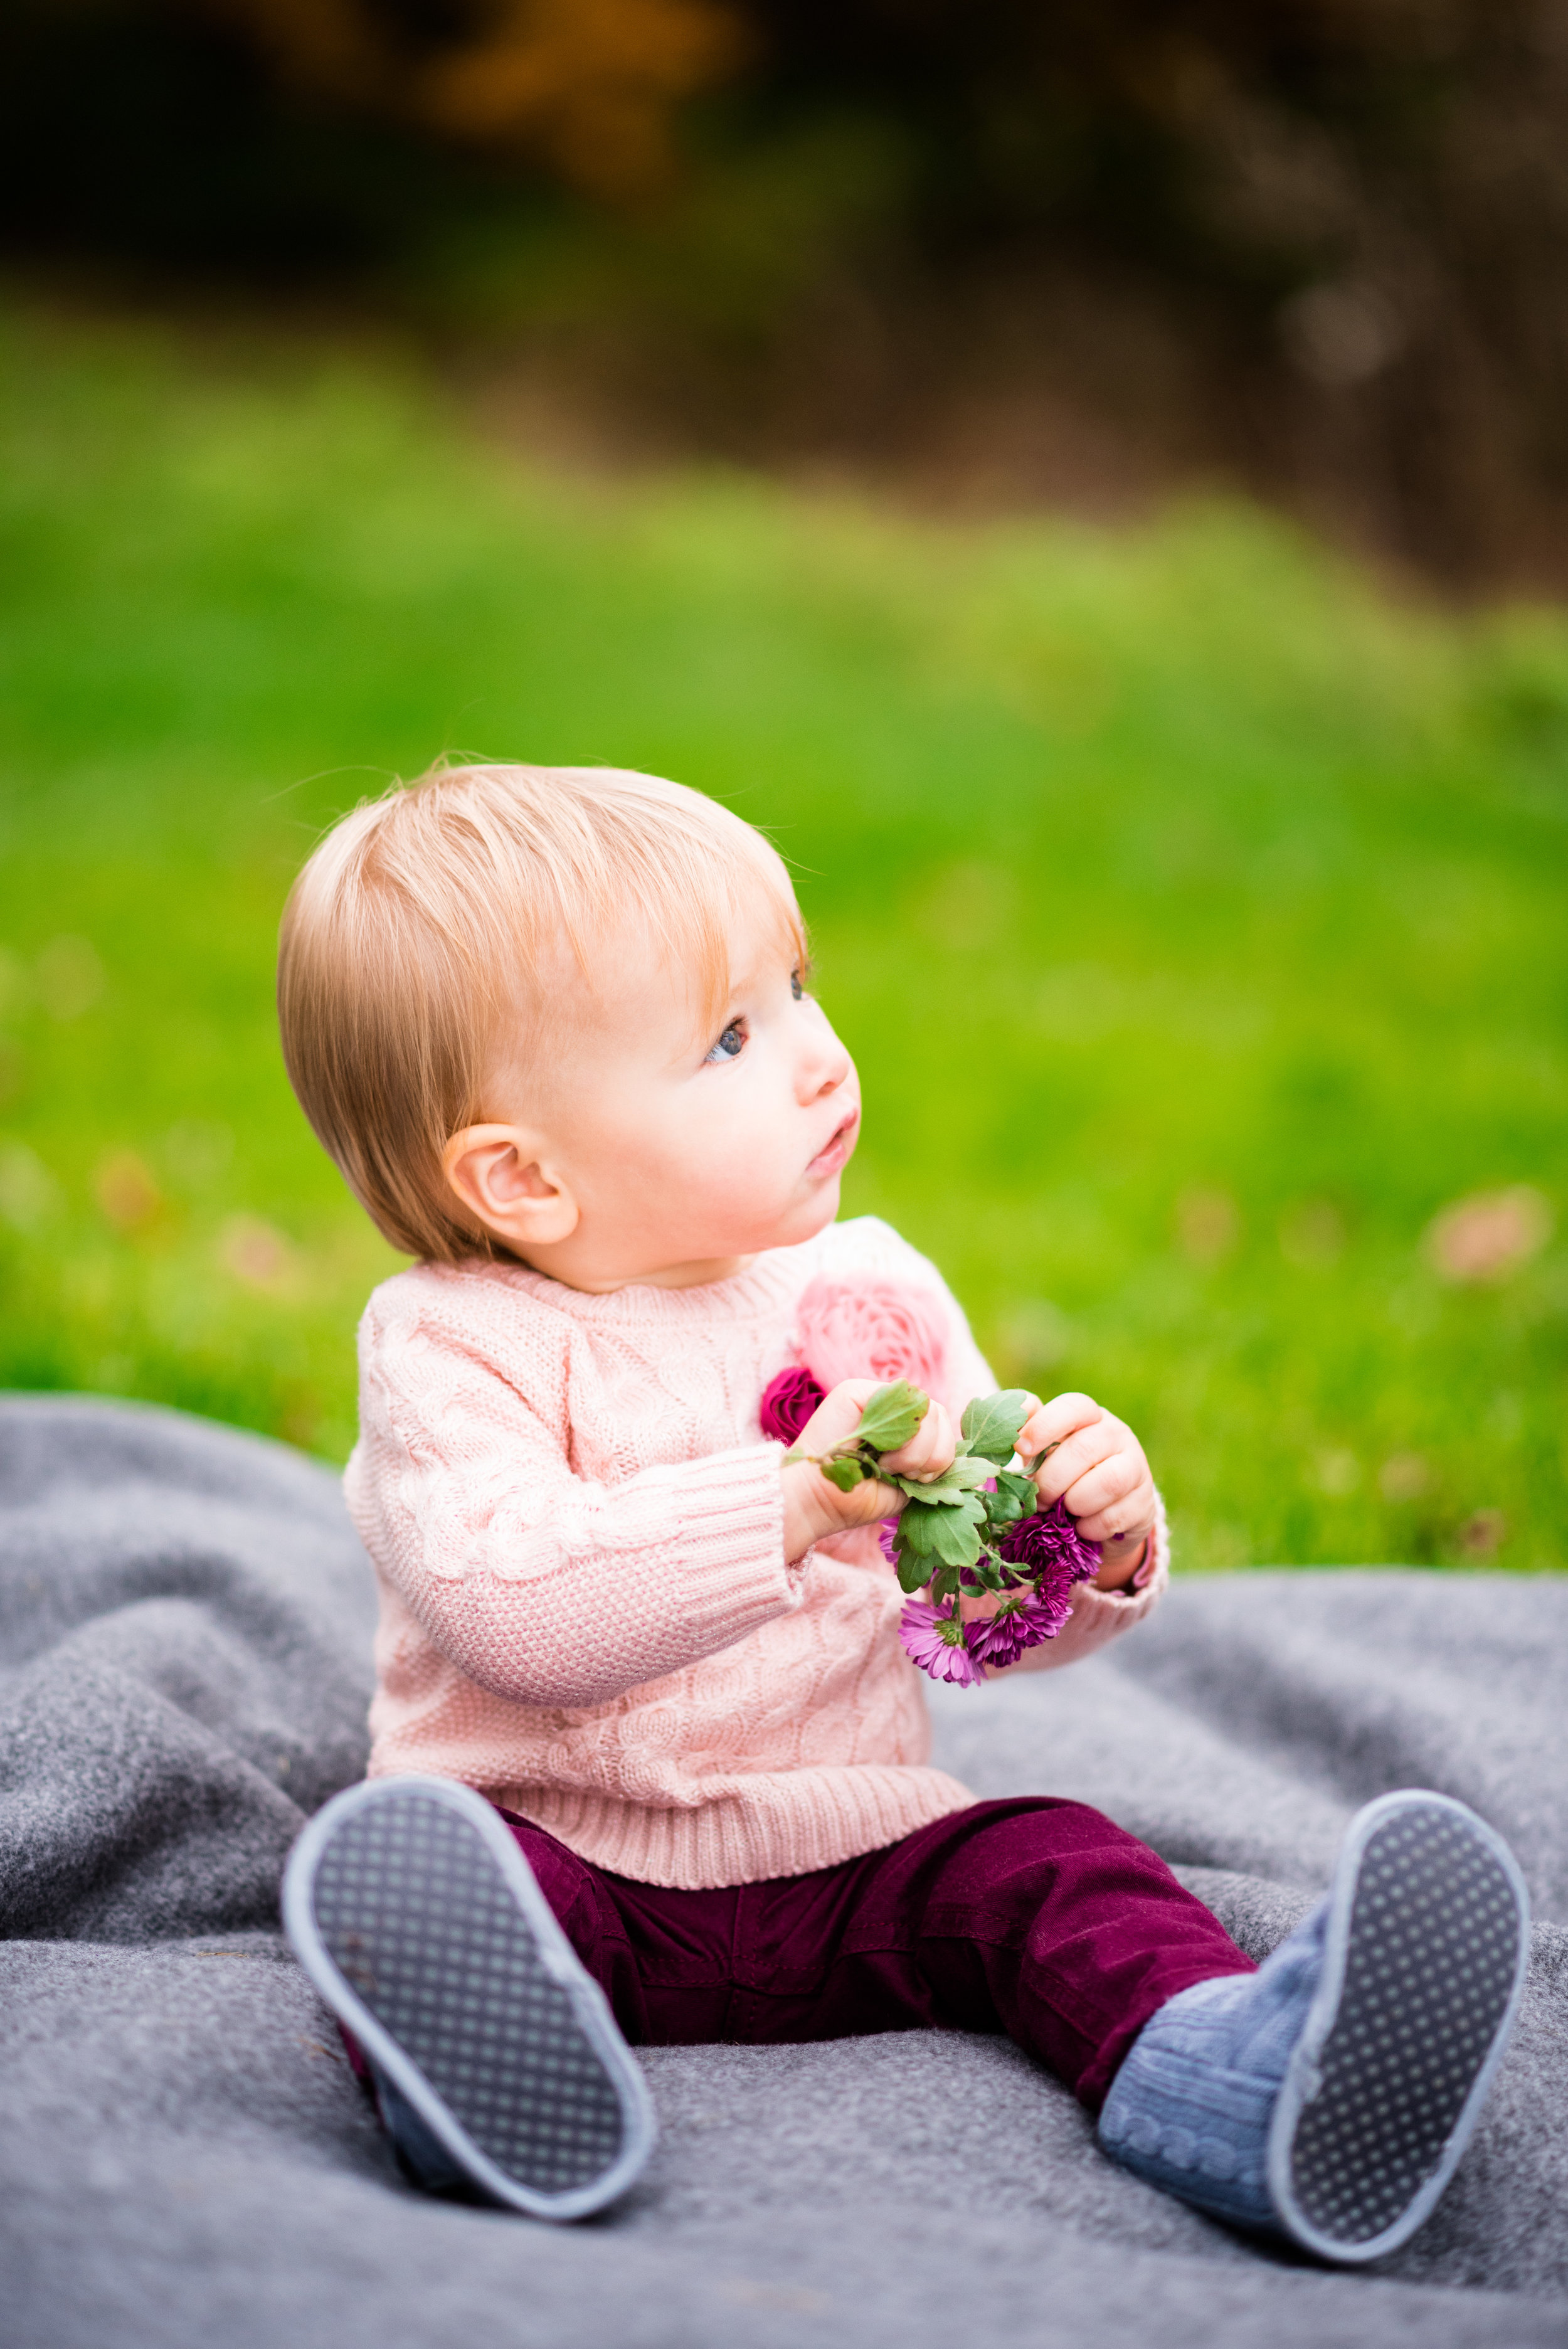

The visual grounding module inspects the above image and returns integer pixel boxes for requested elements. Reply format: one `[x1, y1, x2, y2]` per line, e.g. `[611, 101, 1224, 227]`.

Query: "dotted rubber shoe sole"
[1268, 1790, 1528, 2264]
[283, 1777, 655, 2221]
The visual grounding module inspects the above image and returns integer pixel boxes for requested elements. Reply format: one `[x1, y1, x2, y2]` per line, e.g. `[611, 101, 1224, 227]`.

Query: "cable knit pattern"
[349, 1216, 1168, 1889]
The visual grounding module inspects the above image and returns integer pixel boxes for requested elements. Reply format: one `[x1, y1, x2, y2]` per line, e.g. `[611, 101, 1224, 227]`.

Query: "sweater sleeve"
[347, 1300, 803, 1710]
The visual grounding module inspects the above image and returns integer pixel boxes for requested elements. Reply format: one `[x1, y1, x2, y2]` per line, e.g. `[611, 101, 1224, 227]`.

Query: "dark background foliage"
[6, 0, 1568, 585]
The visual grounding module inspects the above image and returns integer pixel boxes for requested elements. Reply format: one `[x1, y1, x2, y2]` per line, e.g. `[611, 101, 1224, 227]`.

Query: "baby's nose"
[807, 1033, 859, 1095]
[797, 1031, 853, 1101]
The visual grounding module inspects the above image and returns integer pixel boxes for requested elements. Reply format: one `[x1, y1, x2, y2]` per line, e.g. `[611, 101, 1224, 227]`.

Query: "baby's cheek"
[716, 1125, 794, 1210]
[698, 1150, 772, 1221]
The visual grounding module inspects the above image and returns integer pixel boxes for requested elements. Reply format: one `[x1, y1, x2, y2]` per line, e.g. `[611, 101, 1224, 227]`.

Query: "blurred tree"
[741, 0, 1568, 573]
[3, 0, 1568, 581]
[192, 0, 746, 193]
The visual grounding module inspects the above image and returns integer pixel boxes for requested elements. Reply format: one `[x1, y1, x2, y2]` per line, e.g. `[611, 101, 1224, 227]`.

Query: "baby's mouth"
[807, 1111, 859, 1180]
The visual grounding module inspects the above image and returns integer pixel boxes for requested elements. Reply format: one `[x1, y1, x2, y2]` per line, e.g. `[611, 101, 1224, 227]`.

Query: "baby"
[277, 761, 1527, 2257]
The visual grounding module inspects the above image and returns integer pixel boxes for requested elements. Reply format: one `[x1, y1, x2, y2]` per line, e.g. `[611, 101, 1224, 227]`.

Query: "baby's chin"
[671, 1169, 845, 1268]
[763, 1173, 844, 1251]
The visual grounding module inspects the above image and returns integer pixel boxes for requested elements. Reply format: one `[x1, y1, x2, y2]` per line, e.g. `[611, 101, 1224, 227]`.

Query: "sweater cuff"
[1128, 1488, 1169, 1593]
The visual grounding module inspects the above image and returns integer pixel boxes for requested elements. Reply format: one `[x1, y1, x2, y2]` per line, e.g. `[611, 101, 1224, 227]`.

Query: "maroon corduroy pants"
[492, 1796, 1253, 2109]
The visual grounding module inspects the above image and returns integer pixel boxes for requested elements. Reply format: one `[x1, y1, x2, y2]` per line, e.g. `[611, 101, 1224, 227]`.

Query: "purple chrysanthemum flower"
[997, 1498, 1101, 1588]
[898, 1598, 987, 1686]
[760, 1365, 827, 1445]
[966, 1586, 1074, 1668]
[985, 1500, 1100, 1649]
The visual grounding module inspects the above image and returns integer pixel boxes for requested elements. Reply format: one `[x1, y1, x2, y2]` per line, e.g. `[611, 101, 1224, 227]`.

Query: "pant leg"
[733, 1797, 1257, 2109]
[492, 1806, 746, 2046]
[492, 1797, 1254, 2104]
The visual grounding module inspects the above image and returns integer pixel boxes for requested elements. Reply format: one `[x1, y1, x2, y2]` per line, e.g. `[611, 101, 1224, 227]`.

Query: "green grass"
[1, 302, 1565, 1569]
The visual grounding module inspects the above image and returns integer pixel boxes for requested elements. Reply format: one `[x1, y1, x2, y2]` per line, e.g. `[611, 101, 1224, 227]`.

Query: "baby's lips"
[805, 1111, 860, 1178]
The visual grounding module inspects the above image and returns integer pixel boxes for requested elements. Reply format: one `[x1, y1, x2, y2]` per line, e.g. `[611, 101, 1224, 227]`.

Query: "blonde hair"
[278, 761, 805, 1261]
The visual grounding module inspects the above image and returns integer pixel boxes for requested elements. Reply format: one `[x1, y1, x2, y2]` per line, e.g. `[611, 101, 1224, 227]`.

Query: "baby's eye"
[705, 1019, 746, 1064]
[790, 968, 805, 1001]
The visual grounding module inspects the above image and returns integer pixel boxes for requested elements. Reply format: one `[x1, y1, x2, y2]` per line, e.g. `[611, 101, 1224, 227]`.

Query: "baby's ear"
[442, 1125, 579, 1249]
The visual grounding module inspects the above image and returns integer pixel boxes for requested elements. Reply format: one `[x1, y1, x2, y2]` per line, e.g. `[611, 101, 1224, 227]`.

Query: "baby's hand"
[1017, 1391, 1156, 1589]
[780, 1379, 956, 1561]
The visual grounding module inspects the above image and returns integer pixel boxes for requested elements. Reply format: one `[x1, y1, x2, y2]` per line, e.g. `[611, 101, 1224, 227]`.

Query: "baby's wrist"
[1094, 1529, 1151, 1591]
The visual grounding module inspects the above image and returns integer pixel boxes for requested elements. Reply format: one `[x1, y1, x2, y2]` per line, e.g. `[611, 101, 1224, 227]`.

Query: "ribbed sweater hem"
[483, 1764, 977, 1889]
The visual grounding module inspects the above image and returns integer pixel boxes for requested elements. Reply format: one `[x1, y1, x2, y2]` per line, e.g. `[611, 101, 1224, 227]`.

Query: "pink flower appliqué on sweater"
[760, 1274, 952, 1441]
[789, 1276, 950, 1398]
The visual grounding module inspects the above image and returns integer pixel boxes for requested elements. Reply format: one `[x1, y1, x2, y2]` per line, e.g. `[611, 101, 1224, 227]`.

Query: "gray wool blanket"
[3, 1396, 1567, 2349]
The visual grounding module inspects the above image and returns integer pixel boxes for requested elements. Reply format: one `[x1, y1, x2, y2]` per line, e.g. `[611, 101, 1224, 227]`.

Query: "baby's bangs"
[637, 830, 806, 1037]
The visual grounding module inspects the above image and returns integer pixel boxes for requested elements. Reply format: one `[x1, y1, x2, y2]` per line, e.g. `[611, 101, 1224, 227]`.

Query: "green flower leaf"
[854, 1381, 930, 1456]
[898, 1502, 941, 1556]
[926, 1505, 983, 1570]
[893, 1534, 931, 1594]
[891, 1477, 964, 1509]
[893, 1455, 992, 1507]
[820, 1456, 867, 1492]
[960, 1389, 1035, 1466]
[983, 1469, 1036, 1530]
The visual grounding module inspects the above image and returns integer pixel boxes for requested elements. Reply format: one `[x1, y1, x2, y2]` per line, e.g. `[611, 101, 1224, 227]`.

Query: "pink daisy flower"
[898, 1599, 987, 1687]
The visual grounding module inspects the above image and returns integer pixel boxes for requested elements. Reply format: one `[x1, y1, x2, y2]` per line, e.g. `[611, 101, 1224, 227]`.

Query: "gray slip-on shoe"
[1267, 1788, 1528, 2264]
[284, 1775, 656, 2221]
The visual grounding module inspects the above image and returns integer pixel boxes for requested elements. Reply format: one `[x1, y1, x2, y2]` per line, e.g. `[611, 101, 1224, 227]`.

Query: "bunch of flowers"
[761, 1367, 1100, 1688]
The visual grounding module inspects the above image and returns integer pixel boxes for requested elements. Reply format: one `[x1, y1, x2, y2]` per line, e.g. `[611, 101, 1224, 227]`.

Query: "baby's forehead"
[581, 899, 800, 1035]
[477, 798, 807, 1095]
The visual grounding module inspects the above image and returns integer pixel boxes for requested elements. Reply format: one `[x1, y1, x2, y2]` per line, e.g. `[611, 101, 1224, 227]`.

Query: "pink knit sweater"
[348, 1216, 1168, 1889]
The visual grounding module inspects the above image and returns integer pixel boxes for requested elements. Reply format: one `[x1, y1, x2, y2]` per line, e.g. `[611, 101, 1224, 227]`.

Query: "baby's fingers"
[1062, 1453, 1154, 1543]
[1017, 1392, 1104, 1469]
[881, 1401, 956, 1484]
[793, 1379, 886, 1458]
[1030, 1412, 1120, 1506]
